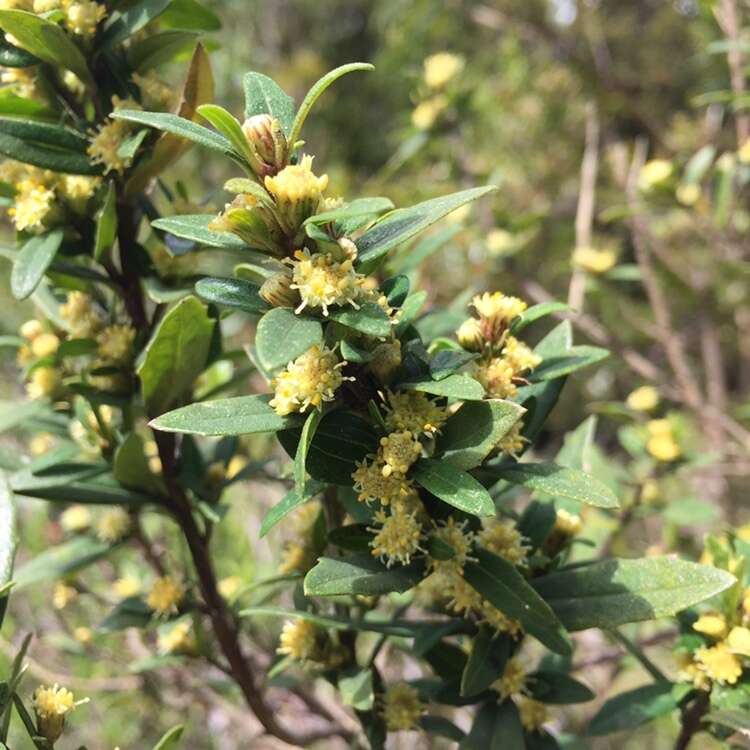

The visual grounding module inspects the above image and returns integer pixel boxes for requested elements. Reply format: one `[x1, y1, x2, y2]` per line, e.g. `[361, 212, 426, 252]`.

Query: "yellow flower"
[430, 517, 475, 575]
[369, 340, 402, 384]
[226, 456, 247, 480]
[0, 66, 38, 99]
[676, 183, 700, 206]
[59, 175, 100, 201]
[501, 336, 542, 374]
[73, 626, 92, 644]
[554, 509, 582, 537]
[646, 419, 681, 462]
[639, 159, 673, 191]
[352, 457, 414, 506]
[264, 154, 328, 230]
[369, 507, 423, 566]
[269, 344, 347, 416]
[19, 319, 43, 341]
[289, 248, 363, 315]
[26, 367, 59, 399]
[492, 657, 526, 698]
[497, 421, 527, 458]
[113, 576, 141, 599]
[60, 291, 100, 337]
[218, 575, 242, 600]
[382, 682, 424, 731]
[472, 292, 527, 327]
[518, 697, 548, 733]
[378, 431, 421, 477]
[572, 246, 617, 274]
[96, 324, 135, 363]
[474, 356, 514, 398]
[626, 385, 660, 412]
[727, 626, 750, 657]
[60, 504, 92, 533]
[739, 140, 750, 164]
[277, 619, 321, 661]
[411, 97, 446, 130]
[29, 432, 55, 456]
[383, 390, 447, 435]
[87, 118, 133, 174]
[31, 333, 59, 359]
[9, 177, 55, 232]
[52, 581, 78, 610]
[695, 642, 743, 684]
[33, 684, 77, 743]
[480, 601, 523, 637]
[95, 507, 131, 544]
[478, 518, 527, 564]
[423, 52, 464, 89]
[147, 576, 184, 618]
[693, 612, 728, 639]
[456, 317, 484, 351]
[486, 228, 516, 256]
[63, 0, 107, 37]
[158, 621, 196, 655]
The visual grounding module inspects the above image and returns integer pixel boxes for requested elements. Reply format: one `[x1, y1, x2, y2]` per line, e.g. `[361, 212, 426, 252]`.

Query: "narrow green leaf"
[10, 229, 63, 300]
[243, 72, 295, 135]
[288, 63, 374, 145]
[0, 10, 92, 85]
[159, 0, 221, 31]
[437, 400, 525, 470]
[0, 130, 98, 174]
[0, 118, 88, 150]
[495, 462, 619, 509]
[420, 716, 465, 742]
[527, 671, 595, 704]
[127, 30, 198, 71]
[259, 480, 325, 537]
[510, 301, 568, 334]
[197, 103, 253, 163]
[532, 557, 737, 631]
[401, 373, 485, 400]
[304, 196, 394, 233]
[356, 186, 497, 266]
[460, 626, 508, 697]
[138, 296, 215, 417]
[329, 302, 392, 338]
[295, 410, 321, 494]
[0, 38, 37, 67]
[14, 536, 112, 587]
[464, 549, 571, 655]
[0, 399, 46, 434]
[151, 213, 247, 250]
[0, 472, 15, 629]
[530, 344, 610, 381]
[338, 669, 374, 711]
[93, 182, 117, 262]
[113, 433, 162, 495]
[587, 682, 679, 735]
[304, 554, 423, 596]
[152, 724, 184, 750]
[194, 277, 269, 315]
[100, 0, 171, 48]
[98, 596, 152, 632]
[429, 349, 476, 380]
[412, 458, 495, 517]
[255, 307, 323, 372]
[150, 394, 302, 436]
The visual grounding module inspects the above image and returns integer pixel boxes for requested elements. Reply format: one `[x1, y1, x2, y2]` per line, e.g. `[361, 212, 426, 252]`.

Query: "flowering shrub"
[0, 5, 743, 748]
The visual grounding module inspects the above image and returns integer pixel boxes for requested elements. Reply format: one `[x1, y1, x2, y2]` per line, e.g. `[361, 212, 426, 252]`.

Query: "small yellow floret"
[626, 385, 660, 412]
[95, 507, 131, 543]
[423, 52, 464, 89]
[147, 576, 184, 617]
[60, 291, 100, 337]
[369, 507, 423, 566]
[492, 657, 526, 698]
[9, 178, 55, 232]
[158, 621, 196, 655]
[113, 576, 141, 598]
[63, 0, 106, 36]
[695, 642, 743, 684]
[572, 246, 617, 274]
[378, 431, 421, 477]
[352, 457, 414, 506]
[639, 159, 673, 191]
[693, 612, 728, 639]
[26, 367, 59, 399]
[277, 619, 321, 661]
[646, 419, 681, 462]
[60, 504, 91, 533]
[411, 97, 446, 130]
[472, 292, 527, 325]
[502, 336, 542, 374]
[29, 432, 55, 456]
[20, 319, 43, 341]
[727, 626, 750, 657]
[96, 324, 135, 363]
[52, 581, 78, 610]
[289, 248, 362, 315]
[478, 518, 527, 564]
[430, 517, 475, 575]
[554, 509, 582, 537]
[518, 697, 548, 732]
[382, 682, 424, 731]
[31, 333, 59, 359]
[218, 575, 242, 600]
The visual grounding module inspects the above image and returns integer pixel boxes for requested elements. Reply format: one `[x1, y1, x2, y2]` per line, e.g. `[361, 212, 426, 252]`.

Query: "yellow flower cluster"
[146, 576, 184, 618]
[379, 431, 422, 477]
[264, 154, 328, 232]
[95, 507, 131, 543]
[158, 621, 196, 655]
[383, 390, 448, 435]
[52, 581, 78, 609]
[382, 682, 424, 731]
[26, 367, 59, 399]
[497, 421, 526, 457]
[518, 697, 548, 732]
[96, 323, 136, 363]
[554, 509, 583, 537]
[33, 684, 80, 743]
[694, 642, 743, 685]
[626, 385, 660, 412]
[639, 159, 673, 192]
[572, 245, 617, 274]
[63, 0, 106, 37]
[646, 419, 681, 462]
[423, 52, 464, 89]
[492, 656, 526, 699]
[352, 458, 414, 506]
[60, 504, 92, 533]
[478, 518, 528, 565]
[60, 291, 101, 337]
[269, 344, 348, 416]
[87, 97, 140, 174]
[277, 619, 321, 662]
[369, 506, 423, 567]
[288, 248, 363, 315]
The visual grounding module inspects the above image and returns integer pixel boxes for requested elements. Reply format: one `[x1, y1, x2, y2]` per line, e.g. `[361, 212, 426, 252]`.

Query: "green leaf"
[14, 536, 112, 587]
[510, 301, 568, 334]
[112, 110, 237, 158]
[152, 724, 185, 750]
[255, 308, 323, 372]
[420, 716, 465, 742]
[0, 118, 88, 150]
[93, 182, 117, 262]
[243, 72, 295, 135]
[0, 472, 15, 629]
[259, 480, 326, 538]
[356, 186, 497, 266]
[138, 296, 214, 417]
[338, 669, 374, 711]
[151, 213, 247, 249]
[194, 277, 269, 315]
[0, 130, 98, 174]
[429, 349, 476, 380]
[127, 30, 198, 71]
[159, 0, 221, 30]
[304, 196, 394, 234]
[401, 373, 484, 400]
[437, 400, 525, 470]
[10, 229, 63, 300]
[527, 671, 595, 704]
[464, 549, 571, 655]
[412, 458, 495, 517]
[532, 557, 737, 631]
[113, 433, 162, 495]
[460, 626, 509, 697]
[100, 0, 171, 48]
[304, 554, 423, 596]
[460, 701, 524, 750]
[289, 63, 374, 145]
[295, 410, 322, 494]
[0, 90, 55, 121]
[704, 710, 750, 733]
[98, 596, 152, 632]
[329, 302, 392, 338]
[278, 410, 378, 485]
[197, 104, 253, 164]
[391, 224, 461, 274]
[150, 394, 301, 436]
[0, 399, 46, 434]
[494, 462, 619, 509]
[0, 38, 37, 67]
[587, 682, 679, 735]
[530, 344, 610, 381]
[0, 10, 92, 85]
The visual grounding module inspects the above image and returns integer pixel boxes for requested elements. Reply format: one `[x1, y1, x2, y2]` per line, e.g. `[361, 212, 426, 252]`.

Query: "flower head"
[269, 344, 347, 416]
[646, 419, 681, 462]
[277, 619, 322, 662]
[518, 697, 548, 733]
[33, 684, 80, 743]
[501, 336, 542, 375]
[456, 317, 484, 351]
[554, 509, 582, 537]
[472, 292, 527, 331]
[132, 70, 175, 111]
[430, 517, 475, 575]
[383, 390, 447, 435]
[639, 159, 673, 192]
[727, 626, 750, 657]
[59, 175, 100, 201]
[63, 0, 106, 36]
[695, 642, 743, 684]
[626, 385, 660, 412]
[369, 507, 423, 566]
[492, 656, 526, 699]
[478, 518, 528, 565]
[158, 620, 196, 655]
[382, 682, 424, 731]
[87, 119, 132, 174]
[289, 248, 362, 315]
[352, 458, 414, 506]
[693, 612, 728, 640]
[95, 507, 131, 543]
[60, 504, 92, 533]
[497, 421, 526, 458]
[423, 52, 464, 89]
[572, 246, 617, 274]
[378, 431, 421, 477]
[264, 154, 328, 230]
[9, 177, 55, 232]
[26, 367, 59, 399]
[53, 581, 78, 610]
[60, 291, 100, 337]
[96, 324, 135, 363]
[147, 576, 184, 618]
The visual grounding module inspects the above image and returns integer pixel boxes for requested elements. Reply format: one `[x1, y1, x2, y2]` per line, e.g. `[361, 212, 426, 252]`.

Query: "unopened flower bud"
[259, 269, 299, 308]
[242, 114, 289, 177]
[209, 194, 285, 256]
[456, 318, 484, 352]
[369, 340, 402, 384]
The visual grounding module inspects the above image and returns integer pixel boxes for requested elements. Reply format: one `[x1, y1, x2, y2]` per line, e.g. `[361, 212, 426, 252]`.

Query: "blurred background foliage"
[2, 0, 750, 747]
